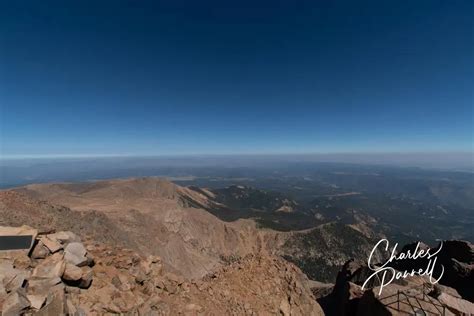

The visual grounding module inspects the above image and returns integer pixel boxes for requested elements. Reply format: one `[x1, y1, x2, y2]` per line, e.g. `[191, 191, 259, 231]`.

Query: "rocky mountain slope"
[5, 177, 378, 282]
[6, 179, 275, 279]
[0, 226, 323, 315]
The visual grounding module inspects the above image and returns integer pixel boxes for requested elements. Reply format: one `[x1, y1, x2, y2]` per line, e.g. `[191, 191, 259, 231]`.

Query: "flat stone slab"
[0, 235, 34, 251]
[0, 226, 38, 252]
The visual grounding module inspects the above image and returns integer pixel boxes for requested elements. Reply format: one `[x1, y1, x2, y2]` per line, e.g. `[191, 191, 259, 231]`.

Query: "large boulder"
[31, 252, 66, 279]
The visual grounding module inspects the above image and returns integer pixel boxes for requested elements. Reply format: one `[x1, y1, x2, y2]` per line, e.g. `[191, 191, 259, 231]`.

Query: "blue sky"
[1, 0, 473, 157]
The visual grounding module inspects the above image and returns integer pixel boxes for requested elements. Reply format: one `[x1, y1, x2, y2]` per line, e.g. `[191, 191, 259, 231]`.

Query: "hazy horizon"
[1, 151, 473, 169]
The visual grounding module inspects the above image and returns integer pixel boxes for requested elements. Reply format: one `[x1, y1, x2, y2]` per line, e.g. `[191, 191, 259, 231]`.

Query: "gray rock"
[64, 242, 88, 267]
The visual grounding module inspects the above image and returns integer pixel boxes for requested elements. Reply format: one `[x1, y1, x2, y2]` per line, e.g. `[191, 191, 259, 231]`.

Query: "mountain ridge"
[3, 177, 380, 282]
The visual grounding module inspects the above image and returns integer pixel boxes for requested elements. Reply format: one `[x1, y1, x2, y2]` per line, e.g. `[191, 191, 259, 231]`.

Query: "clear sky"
[1, 0, 473, 157]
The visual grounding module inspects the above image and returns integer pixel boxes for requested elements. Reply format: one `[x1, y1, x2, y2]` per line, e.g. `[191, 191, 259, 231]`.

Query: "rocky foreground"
[0, 225, 323, 315]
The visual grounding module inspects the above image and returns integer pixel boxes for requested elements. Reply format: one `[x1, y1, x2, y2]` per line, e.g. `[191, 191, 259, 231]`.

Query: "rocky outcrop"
[1, 225, 324, 315]
[69, 245, 325, 315]
[0, 226, 94, 315]
[436, 240, 474, 302]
